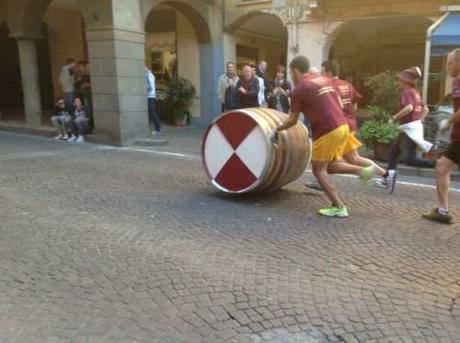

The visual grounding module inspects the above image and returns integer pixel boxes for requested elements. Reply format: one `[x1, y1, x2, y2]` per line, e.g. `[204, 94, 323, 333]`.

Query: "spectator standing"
[74, 61, 85, 100]
[254, 66, 266, 107]
[59, 58, 76, 109]
[51, 97, 71, 140]
[235, 65, 260, 109]
[256, 61, 267, 83]
[145, 67, 161, 135]
[218, 62, 239, 112]
[256, 61, 269, 98]
[79, 61, 93, 131]
[267, 65, 292, 113]
[224, 77, 239, 111]
[68, 97, 89, 143]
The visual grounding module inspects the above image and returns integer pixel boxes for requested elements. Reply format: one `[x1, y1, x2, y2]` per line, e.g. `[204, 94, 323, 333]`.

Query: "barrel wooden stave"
[202, 108, 311, 194]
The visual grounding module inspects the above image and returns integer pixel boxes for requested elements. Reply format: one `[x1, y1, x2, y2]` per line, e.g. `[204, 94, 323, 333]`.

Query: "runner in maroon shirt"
[317, 61, 390, 189]
[423, 48, 460, 224]
[270, 55, 379, 218]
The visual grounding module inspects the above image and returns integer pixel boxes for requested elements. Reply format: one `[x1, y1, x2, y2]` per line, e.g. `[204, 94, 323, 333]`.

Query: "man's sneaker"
[54, 133, 64, 140]
[76, 136, 86, 143]
[386, 170, 397, 194]
[361, 165, 376, 188]
[151, 130, 161, 135]
[67, 135, 77, 142]
[63, 134, 69, 140]
[422, 208, 453, 224]
[375, 178, 388, 188]
[318, 206, 349, 218]
[305, 181, 323, 191]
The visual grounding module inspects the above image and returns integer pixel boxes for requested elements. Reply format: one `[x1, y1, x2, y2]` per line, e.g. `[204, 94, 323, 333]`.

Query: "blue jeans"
[65, 92, 74, 110]
[51, 114, 71, 134]
[68, 117, 89, 136]
[148, 98, 160, 132]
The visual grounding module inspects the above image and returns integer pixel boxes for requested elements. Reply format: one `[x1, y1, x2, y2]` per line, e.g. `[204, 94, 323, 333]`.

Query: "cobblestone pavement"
[0, 131, 459, 343]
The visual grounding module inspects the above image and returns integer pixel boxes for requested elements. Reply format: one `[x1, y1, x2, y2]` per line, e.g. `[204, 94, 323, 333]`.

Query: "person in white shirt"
[145, 67, 160, 134]
[217, 62, 239, 112]
[253, 67, 266, 107]
[59, 58, 76, 109]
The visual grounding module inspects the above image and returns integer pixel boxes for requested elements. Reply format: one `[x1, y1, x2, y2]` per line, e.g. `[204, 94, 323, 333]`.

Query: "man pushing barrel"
[271, 55, 379, 218]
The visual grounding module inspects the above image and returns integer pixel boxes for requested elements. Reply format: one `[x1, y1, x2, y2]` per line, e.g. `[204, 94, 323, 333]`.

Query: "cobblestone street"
[0, 131, 459, 342]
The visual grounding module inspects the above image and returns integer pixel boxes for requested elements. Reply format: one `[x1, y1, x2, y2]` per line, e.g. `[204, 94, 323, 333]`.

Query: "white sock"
[438, 208, 449, 215]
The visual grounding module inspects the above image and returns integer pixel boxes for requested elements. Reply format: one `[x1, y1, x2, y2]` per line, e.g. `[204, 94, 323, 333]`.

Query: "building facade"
[0, 0, 459, 145]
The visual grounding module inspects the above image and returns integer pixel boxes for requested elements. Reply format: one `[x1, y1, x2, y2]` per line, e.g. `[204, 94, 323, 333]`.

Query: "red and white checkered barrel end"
[201, 108, 311, 194]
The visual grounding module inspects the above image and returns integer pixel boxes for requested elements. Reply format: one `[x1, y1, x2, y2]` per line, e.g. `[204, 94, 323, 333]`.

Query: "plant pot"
[174, 115, 187, 127]
[373, 141, 392, 162]
[157, 100, 175, 125]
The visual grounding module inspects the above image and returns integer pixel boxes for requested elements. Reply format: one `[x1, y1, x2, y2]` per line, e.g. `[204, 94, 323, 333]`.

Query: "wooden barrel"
[201, 108, 311, 194]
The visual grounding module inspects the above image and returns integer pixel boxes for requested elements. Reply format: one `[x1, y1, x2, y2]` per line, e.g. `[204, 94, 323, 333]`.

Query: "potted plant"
[358, 106, 399, 161]
[165, 77, 196, 126]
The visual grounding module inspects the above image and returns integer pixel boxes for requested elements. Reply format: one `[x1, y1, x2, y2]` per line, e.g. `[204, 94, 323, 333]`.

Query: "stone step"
[134, 138, 168, 147]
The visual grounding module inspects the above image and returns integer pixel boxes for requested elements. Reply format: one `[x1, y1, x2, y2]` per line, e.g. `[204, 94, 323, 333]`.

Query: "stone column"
[287, 20, 343, 70]
[199, 42, 225, 126]
[17, 38, 43, 127]
[85, 27, 148, 146]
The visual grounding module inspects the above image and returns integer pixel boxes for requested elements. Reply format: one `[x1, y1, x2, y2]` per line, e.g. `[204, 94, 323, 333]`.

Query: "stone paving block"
[1, 132, 460, 342]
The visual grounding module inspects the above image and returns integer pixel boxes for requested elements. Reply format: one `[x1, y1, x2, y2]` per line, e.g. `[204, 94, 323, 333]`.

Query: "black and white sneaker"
[386, 170, 397, 194]
[375, 178, 388, 188]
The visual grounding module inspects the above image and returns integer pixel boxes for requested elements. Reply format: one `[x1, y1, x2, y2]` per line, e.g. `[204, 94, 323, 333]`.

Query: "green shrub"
[358, 106, 399, 146]
[165, 77, 196, 122]
[364, 71, 400, 113]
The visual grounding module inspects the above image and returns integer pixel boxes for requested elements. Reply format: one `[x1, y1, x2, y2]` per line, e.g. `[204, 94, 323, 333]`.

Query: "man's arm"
[276, 111, 300, 131]
[59, 69, 65, 87]
[391, 104, 413, 121]
[245, 79, 259, 97]
[217, 75, 225, 103]
[448, 107, 460, 125]
[146, 72, 155, 93]
[421, 105, 429, 121]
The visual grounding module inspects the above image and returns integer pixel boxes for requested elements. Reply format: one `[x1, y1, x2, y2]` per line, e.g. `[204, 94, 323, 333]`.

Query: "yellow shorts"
[343, 131, 363, 155]
[312, 124, 350, 162]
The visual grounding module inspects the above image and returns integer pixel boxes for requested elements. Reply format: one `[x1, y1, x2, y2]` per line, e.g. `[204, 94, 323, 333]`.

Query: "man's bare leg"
[326, 159, 368, 176]
[436, 157, 456, 210]
[312, 161, 345, 208]
[422, 156, 455, 224]
[344, 150, 386, 177]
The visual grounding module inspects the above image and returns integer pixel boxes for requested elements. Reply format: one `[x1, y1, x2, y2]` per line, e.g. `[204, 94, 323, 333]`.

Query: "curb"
[135, 138, 169, 147]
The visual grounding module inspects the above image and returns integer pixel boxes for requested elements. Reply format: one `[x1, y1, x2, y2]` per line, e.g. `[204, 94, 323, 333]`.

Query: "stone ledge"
[134, 138, 169, 147]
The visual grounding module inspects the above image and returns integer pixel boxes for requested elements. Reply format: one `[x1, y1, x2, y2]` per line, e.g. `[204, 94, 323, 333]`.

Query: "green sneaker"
[361, 166, 375, 188]
[318, 206, 349, 218]
[422, 208, 453, 224]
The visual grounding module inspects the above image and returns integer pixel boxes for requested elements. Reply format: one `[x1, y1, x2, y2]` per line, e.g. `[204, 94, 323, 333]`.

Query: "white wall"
[224, 32, 287, 77]
[224, 33, 237, 66]
[43, 7, 85, 98]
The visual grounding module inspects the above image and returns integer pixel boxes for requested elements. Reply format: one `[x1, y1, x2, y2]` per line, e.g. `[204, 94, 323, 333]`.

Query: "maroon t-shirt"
[332, 78, 362, 132]
[291, 74, 347, 140]
[451, 75, 460, 142]
[398, 88, 424, 125]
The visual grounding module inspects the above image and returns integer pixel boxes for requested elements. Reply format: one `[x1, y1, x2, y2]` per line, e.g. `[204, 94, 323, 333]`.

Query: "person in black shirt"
[68, 97, 89, 143]
[224, 77, 239, 111]
[235, 65, 260, 108]
[50, 97, 71, 140]
[267, 65, 292, 113]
